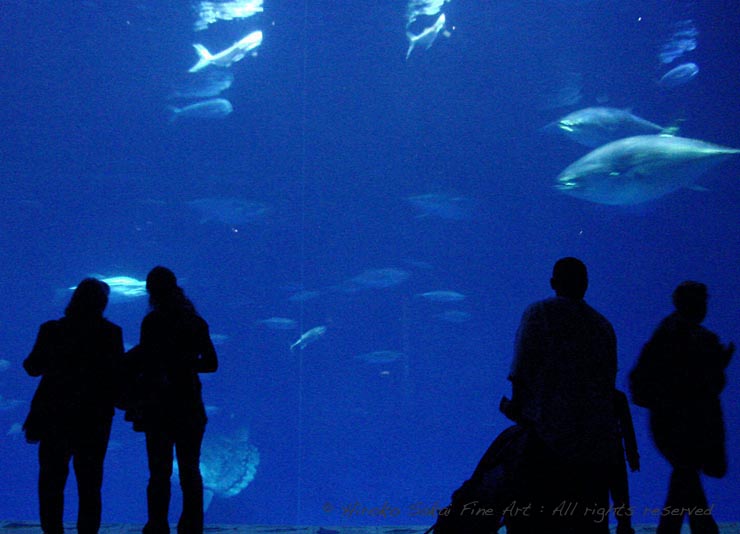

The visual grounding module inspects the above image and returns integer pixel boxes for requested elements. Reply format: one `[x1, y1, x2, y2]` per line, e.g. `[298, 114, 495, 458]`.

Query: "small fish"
[406, 13, 448, 59]
[258, 317, 298, 330]
[408, 193, 473, 220]
[187, 197, 269, 225]
[290, 326, 327, 351]
[0, 395, 23, 411]
[435, 310, 471, 323]
[168, 98, 233, 122]
[417, 290, 466, 302]
[0, 359, 10, 372]
[659, 62, 699, 88]
[168, 70, 234, 100]
[343, 268, 411, 291]
[354, 350, 404, 364]
[287, 290, 321, 302]
[189, 30, 263, 72]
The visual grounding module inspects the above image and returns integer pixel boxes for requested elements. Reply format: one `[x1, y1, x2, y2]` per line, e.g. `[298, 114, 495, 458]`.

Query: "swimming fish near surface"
[290, 326, 327, 351]
[659, 62, 699, 89]
[168, 70, 234, 100]
[406, 13, 448, 59]
[168, 99, 233, 122]
[189, 30, 263, 73]
[544, 107, 666, 148]
[555, 134, 740, 205]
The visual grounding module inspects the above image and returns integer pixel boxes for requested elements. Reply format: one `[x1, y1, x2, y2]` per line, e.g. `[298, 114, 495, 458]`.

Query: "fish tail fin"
[166, 106, 180, 123]
[660, 125, 680, 137]
[188, 44, 213, 73]
[203, 490, 214, 511]
[661, 117, 686, 137]
[406, 34, 416, 60]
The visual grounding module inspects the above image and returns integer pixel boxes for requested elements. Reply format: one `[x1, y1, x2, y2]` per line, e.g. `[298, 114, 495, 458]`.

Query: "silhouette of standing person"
[506, 257, 618, 534]
[630, 281, 733, 534]
[124, 266, 218, 534]
[23, 278, 124, 534]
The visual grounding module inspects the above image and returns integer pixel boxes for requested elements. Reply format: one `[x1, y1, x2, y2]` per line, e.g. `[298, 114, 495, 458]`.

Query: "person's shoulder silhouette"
[23, 277, 124, 534]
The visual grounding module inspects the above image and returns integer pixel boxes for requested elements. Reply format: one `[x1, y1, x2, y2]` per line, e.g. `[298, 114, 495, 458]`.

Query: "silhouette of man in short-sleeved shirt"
[508, 257, 617, 534]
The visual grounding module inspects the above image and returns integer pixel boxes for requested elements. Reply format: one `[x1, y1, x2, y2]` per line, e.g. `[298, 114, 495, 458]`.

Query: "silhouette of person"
[506, 257, 618, 534]
[630, 281, 733, 534]
[23, 278, 124, 534]
[611, 390, 640, 534]
[123, 266, 218, 534]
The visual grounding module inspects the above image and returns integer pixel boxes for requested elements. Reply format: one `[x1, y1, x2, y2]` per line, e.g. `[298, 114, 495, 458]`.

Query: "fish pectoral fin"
[405, 36, 416, 60]
[166, 106, 180, 123]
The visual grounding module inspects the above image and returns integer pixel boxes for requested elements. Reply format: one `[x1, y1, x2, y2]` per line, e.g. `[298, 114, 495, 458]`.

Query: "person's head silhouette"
[672, 280, 708, 324]
[550, 257, 588, 299]
[146, 266, 196, 314]
[146, 266, 178, 298]
[65, 278, 110, 319]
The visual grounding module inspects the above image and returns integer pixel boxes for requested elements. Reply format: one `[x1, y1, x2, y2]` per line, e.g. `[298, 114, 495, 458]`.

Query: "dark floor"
[1, 523, 740, 534]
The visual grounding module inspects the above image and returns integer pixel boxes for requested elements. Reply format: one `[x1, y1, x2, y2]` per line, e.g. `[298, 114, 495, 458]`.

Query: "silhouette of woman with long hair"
[23, 278, 124, 534]
[125, 266, 218, 534]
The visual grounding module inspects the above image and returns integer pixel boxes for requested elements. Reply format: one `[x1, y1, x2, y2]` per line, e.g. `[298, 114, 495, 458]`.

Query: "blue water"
[1, 0, 738, 527]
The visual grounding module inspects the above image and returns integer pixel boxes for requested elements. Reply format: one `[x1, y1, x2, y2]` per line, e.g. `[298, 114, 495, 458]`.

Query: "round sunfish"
[545, 107, 665, 148]
[555, 135, 740, 205]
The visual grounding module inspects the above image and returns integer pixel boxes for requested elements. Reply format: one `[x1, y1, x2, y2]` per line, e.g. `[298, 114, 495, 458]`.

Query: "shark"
[189, 30, 263, 73]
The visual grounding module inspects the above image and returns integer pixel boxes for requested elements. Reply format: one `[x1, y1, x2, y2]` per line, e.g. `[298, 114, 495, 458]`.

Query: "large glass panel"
[1, 0, 738, 528]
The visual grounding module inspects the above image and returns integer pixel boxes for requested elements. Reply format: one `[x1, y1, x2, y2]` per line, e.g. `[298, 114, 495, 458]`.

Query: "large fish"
[174, 428, 259, 511]
[189, 30, 263, 72]
[544, 107, 665, 148]
[69, 276, 147, 300]
[555, 135, 740, 205]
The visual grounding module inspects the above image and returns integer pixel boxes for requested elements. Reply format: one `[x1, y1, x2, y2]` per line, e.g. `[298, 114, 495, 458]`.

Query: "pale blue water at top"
[0, 0, 738, 527]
